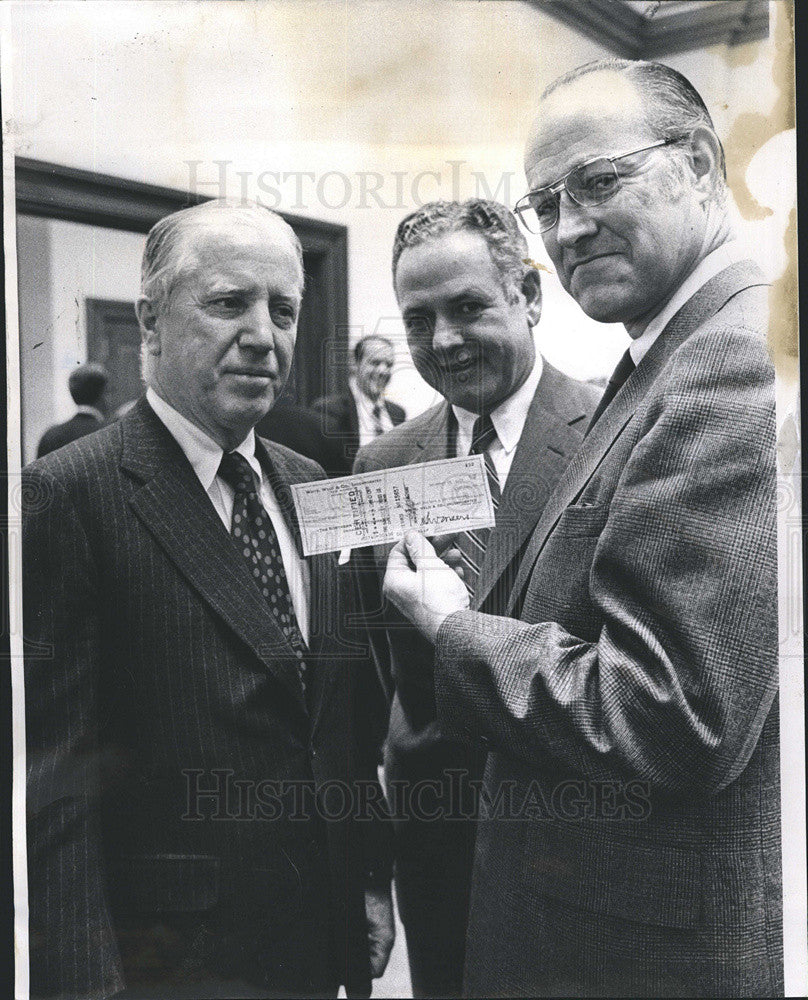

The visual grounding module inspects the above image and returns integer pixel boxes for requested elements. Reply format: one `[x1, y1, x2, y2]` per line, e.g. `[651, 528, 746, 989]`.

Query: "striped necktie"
[217, 450, 308, 696]
[455, 414, 501, 600]
[372, 401, 385, 437]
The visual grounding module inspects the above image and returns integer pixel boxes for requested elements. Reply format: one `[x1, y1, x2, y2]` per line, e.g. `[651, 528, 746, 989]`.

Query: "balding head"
[136, 199, 306, 450]
[521, 59, 731, 334]
[526, 59, 726, 205]
[141, 199, 304, 314]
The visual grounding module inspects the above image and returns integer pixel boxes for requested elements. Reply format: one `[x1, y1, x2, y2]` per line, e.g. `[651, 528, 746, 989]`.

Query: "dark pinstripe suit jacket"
[23, 399, 387, 999]
[434, 262, 783, 997]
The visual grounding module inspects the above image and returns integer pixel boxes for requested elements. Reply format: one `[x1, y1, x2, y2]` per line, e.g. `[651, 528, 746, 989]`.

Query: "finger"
[385, 537, 415, 570]
[432, 532, 459, 556]
[441, 547, 464, 568]
[403, 530, 436, 564]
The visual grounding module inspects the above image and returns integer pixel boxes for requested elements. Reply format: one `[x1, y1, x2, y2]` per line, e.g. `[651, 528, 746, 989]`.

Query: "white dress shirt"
[451, 353, 544, 491]
[629, 241, 750, 367]
[350, 379, 395, 448]
[75, 405, 105, 421]
[146, 388, 311, 644]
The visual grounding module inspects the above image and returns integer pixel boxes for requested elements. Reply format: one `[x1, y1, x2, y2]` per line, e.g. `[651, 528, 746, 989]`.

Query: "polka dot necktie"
[455, 414, 501, 600]
[217, 450, 308, 695]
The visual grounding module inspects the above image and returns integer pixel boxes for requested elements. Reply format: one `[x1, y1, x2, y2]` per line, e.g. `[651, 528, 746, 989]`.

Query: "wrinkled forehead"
[175, 212, 303, 286]
[525, 71, 648, 185]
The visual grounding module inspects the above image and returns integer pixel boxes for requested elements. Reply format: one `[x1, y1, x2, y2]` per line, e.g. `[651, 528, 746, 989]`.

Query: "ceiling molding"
[531, 0, 768, 59]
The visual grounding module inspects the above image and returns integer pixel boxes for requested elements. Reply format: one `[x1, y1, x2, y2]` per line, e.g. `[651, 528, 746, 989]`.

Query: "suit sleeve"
[434, 328, 779, 796]
[23, 467, 125, 999]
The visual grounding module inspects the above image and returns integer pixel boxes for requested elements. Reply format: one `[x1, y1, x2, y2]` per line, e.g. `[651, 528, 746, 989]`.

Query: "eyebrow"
[402, 286, 493, 310]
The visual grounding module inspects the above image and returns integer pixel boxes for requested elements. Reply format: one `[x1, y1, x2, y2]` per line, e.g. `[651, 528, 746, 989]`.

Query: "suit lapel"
[507, 261, 769, 613]
[414, 402, 452, 463]
[475, 363, 590, 609]
[121, 401, 307, 711]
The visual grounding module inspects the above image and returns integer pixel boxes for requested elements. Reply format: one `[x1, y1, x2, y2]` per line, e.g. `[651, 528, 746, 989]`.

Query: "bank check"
[290, 455, 496, 556]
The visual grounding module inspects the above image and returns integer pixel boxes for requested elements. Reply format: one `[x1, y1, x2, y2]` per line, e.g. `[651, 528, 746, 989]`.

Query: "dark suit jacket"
[311, 392, 406, 476]
[352, 362, 598, 770]
[255, 400, 346, 474]
[434, 262, 782, 996]
[23, 398, 389, 1000]
[37, 411, 104, 458]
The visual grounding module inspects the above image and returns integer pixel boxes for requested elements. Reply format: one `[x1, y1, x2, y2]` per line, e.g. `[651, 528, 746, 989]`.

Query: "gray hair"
[541, 59, 727, 204]
[140, 199, 305, 312]
[391, 198, 533, 302]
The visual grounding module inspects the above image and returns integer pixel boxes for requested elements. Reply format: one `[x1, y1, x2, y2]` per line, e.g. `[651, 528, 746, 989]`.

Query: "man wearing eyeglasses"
[383, 59, 781, 997]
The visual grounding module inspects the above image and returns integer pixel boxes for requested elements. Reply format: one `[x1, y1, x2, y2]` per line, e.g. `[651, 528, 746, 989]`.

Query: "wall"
[7, 1, 790, 442]
[16, 217, 144, 462]
[8, 0, 625, 438]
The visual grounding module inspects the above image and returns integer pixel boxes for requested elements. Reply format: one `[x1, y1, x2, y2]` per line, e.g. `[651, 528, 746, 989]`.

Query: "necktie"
[372, 402, 385, 437]
[217, 450, 308, 695]
[455, 414, 501, 600]
[585, 348, 636, 435]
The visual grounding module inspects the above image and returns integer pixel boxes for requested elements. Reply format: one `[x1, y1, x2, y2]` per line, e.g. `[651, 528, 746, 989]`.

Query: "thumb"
[403, 530, 435, 564]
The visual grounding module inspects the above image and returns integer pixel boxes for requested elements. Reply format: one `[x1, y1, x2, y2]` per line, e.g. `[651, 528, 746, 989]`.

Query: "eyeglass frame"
[513, 135, 688, 234]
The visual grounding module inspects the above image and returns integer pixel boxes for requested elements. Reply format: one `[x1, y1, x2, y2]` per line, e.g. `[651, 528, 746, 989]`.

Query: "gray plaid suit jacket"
[23, 399, 388, 1000]
[433, 261, 783, 997]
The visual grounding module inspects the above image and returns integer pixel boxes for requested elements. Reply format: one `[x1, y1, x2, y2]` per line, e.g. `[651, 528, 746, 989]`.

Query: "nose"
[431, 314, 465, 353]
[554, 190, 599, 248]
[238, 301, 275, 353]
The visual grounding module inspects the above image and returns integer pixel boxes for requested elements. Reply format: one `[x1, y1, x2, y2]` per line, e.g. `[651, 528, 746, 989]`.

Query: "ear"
[136, 296, 162, 356]
[521, 267, 542, 327]
[684, 126, 723, 205]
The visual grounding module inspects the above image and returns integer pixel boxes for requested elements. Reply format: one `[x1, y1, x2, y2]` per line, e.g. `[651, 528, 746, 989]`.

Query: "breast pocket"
[522, 503, 610, 634]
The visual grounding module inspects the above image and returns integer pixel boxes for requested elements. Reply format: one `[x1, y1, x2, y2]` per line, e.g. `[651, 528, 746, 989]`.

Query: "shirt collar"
[451, 352, 543, 455]
[350, 377, 383, 412]
[629, 241, 748, 367]
[146, 387, 260, 490]
[75, 405, 104, 421]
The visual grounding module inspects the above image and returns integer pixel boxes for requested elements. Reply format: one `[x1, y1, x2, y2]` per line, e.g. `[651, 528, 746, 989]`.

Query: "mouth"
[444, 348, 479, 375]
[224, 367, 275, 380]
[569, 252, 621, 277]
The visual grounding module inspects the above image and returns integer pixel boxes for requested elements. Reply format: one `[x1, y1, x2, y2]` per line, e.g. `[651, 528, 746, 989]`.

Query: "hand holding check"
[383, 530, 470, 643]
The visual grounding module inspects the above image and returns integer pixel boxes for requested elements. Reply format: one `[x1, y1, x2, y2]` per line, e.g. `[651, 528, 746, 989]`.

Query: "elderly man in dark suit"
[23, 199, 394, 1000]
[384, 60, 781, 997]
[312, 336, 406, 475]
[353, 199, 597, 998]
[37, 362, 109, 457]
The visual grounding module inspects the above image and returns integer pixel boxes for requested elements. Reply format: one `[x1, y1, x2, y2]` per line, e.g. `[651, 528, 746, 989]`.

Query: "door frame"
[15, 157, 350, 403]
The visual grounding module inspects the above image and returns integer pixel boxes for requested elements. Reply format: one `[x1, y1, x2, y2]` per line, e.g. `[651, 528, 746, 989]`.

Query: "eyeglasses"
[513, 136, 686, 234]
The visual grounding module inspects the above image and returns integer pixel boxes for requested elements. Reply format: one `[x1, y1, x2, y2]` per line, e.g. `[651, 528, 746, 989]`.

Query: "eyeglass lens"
[522, 158, 621, 232]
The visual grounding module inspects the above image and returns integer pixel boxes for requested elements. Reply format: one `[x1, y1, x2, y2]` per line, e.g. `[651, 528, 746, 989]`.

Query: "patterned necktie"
[217, 450, 308, 695]
[585, 348, 636, 435]
[372, 401, 385, 437]
[455, 414, 501, 600]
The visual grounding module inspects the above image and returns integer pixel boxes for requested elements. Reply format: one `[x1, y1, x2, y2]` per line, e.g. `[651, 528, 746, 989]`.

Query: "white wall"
[7, 0, 790, 438]
[16, 218, 144, 462]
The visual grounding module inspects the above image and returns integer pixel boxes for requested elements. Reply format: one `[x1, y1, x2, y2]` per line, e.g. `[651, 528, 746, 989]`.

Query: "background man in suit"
[255, 397, 346, 472]
[37, 361, 109, 457]
[353, 199, 597, 998]
[384, 61, 781, 997]
[24, 199, 393, 1000]
[312, 335, 405, 475]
